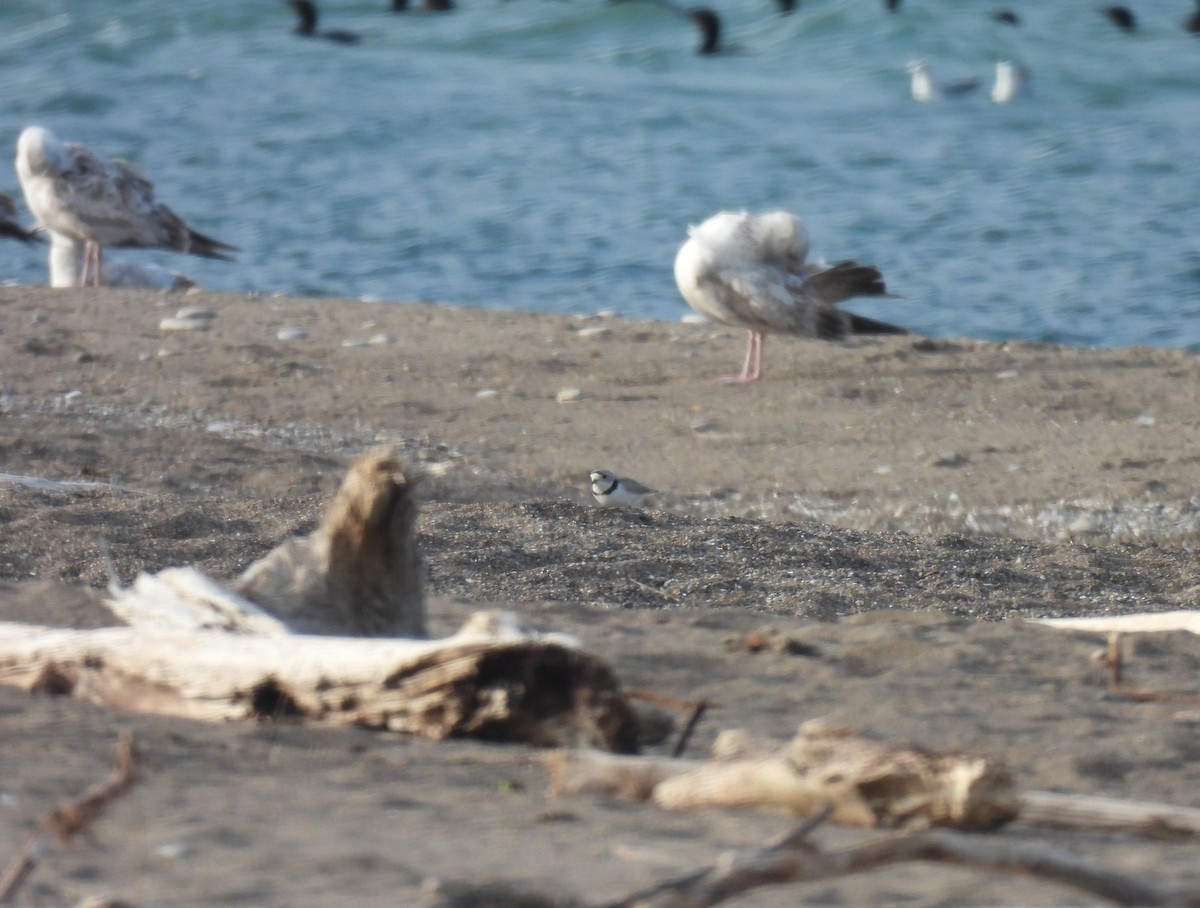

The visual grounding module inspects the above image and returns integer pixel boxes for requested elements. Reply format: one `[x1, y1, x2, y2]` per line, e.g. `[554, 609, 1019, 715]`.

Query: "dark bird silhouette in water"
[0, 193, 39, 244]
[991, 9, 1021, 25]
[775, 0, 797, 13]
[1184, 0, 1200, 33]
[391, 0, 455, 12]
[287, 0, 362, 43]
[884, 0, 901, 11]
[689, 8, 722, 54]
[1102, 5, 1137, 30]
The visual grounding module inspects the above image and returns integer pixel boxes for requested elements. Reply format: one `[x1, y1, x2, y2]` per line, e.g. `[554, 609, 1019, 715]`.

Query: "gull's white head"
[16, 126, 66, 178]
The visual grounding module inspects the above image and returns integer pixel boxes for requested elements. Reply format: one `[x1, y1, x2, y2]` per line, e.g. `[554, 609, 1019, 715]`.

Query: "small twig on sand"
[0, 731, 139, 904]
[671, 699, 709, 759]
[600, 822, 1200, 908]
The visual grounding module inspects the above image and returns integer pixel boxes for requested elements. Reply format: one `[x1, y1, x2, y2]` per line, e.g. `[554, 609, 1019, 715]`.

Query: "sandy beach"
[3, 285, 1200, 906]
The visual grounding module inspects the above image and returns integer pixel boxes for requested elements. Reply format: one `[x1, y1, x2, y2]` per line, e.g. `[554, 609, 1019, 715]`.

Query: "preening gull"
[15, 126, 236, 287]
[0, 192, 38, 244]
[907, 60, 980, 102]
[673, 210, 906, 383]
[48, 231, 195, 291]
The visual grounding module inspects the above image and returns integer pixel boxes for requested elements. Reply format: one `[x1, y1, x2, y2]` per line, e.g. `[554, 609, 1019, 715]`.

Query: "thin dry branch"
[0, 732, 139, 904]
[603, 822, 1200, 908]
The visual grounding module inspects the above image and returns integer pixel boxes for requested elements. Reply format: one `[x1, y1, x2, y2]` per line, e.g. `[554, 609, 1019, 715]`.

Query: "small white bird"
[907, 59, 980, 102]
[991, 60, 1031, 103]
[673, 210, 904, 382]
[15, 125, 236, 287]
[590, 470, 657, 508]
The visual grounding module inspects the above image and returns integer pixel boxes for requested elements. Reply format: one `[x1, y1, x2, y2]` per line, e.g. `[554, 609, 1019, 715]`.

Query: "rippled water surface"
[2, 0, 1198, 347]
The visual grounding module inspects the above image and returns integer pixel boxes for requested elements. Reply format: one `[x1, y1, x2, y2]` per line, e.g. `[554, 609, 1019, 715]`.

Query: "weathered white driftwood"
[231, 445, 434, 637]
[1035, 611, 1200, 635]
[0, 616, 637, 749]
[546, 721, 1019, 831]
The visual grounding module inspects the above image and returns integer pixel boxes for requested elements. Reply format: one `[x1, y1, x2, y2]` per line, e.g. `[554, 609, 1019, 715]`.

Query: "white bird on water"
[15, 125, 236, 287]
[673, 210, 905, 383]
[907, 59, 980, 102]
[991, 61, 1031, 103]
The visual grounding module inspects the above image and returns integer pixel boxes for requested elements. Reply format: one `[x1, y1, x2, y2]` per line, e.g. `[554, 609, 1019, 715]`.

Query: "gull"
[673, 210, 905, 383]
[991, 61, 1031, 103]
[0, 192, 38, 244]
[15, 125, 237, 287]
[590, 470, 657, 508]
[287, 0, 362, 43]
[907, 60, 980, 102]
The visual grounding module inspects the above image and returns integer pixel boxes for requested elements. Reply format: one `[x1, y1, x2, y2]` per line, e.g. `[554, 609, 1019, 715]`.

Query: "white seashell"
[276, 326, 309, 342]
[556, 387, 583, 403]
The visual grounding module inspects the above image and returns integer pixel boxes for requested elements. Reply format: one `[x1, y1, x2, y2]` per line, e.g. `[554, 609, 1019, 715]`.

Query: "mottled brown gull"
[15, 125, 236, 287]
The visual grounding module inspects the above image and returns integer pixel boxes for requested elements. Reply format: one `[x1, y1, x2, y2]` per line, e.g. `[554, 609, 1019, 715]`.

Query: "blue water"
[2, 0, 1198, 348]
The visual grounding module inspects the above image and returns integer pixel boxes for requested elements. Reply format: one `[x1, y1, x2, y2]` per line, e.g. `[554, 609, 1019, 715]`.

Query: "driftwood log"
[548, 721, 1019, 831]
[0, 447, 640, 751]
[232, 444, 431, 637]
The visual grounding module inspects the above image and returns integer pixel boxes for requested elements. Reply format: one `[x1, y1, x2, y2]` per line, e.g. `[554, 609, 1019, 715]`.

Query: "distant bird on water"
[1102, 5, 1137, 30]
[287, 0, 362, 43]
[907, 60, 980, 102]
[391, 0, 455, 12]
[0, 192, 39, 244]
[1184, 0, 1200, 33]
[991, 60, 1031, 103]
[689, 8, 723, 54]
[991, 9, 1021, 26]
[15, 126, 237, 287]
[673, 211, 904, 383]
[884, 0, 901, 11]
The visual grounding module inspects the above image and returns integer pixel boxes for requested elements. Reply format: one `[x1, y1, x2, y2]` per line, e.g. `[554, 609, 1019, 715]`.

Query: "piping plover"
[673, 210, 905, 383]
[16, 126, 237, 287]
[590, 470, 657, 508]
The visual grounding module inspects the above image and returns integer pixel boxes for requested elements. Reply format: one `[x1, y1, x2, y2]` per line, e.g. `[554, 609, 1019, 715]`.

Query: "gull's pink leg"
[731, 332, 765, 383]
[82, 242, 96, 286]
[717, 332, 767, 383]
